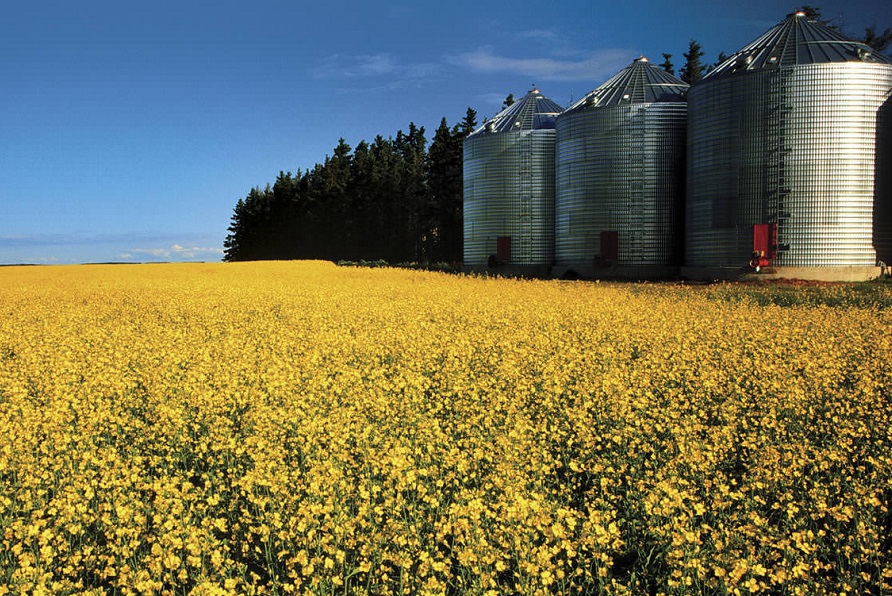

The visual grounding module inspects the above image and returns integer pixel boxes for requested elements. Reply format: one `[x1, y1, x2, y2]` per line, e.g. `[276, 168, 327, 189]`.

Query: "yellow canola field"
[0, 261, 890, 595]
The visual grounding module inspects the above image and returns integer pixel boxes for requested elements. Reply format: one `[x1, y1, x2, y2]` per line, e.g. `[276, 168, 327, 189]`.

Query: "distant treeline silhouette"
[224, 110, 477, 264]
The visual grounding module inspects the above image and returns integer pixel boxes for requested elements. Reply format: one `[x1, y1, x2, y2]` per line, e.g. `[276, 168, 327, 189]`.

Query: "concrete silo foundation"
[681, 266, 882, 282]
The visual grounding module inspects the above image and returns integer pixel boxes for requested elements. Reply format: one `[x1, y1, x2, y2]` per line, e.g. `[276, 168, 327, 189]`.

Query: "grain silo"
[463, 89, 564, 271]
[685, 11, 892, 280]
[554, 57, 688, 277]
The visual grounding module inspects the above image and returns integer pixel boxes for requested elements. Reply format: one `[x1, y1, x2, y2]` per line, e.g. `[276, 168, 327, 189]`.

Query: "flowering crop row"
[0, 262, 890, 595]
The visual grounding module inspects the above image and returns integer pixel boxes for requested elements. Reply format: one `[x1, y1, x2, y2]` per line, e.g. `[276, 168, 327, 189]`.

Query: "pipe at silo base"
[680, 266, 882, 283]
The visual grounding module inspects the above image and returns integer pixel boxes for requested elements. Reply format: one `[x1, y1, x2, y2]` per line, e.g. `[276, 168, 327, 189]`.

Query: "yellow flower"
[0, 261, 889, 595]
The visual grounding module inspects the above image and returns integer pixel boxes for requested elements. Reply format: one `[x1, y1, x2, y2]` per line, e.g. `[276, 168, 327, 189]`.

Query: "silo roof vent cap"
[562, 57, 688, 112]
[703, 11, 892, 77]
[468, 88, 564, 136]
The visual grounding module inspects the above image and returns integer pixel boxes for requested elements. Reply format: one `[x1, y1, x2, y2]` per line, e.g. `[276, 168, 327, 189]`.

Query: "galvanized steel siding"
[687, 63, 892, 268]
[462, 130, 557, 266]
[555, 102, 687, 267]
[876, 94, 892, 264]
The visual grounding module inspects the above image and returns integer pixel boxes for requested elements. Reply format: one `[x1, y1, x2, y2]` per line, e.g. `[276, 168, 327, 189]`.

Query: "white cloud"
[123, 244, 224, 261]
[450, 46, 635, 81]
[17, 255, 61, 264]
[310, 42, 636, 87]
[515, 29, 561, 42]
[475, 92, 511, 106]
[0, 233, 224, 264]
[312, 53, 442, 80]
[331, 53, 399, 77]
[0, 233, 83, 247]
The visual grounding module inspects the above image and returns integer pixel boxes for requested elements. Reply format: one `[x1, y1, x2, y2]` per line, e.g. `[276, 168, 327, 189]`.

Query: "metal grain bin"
[876, 92, 892, 266]
[686, 12, 892, 271]
[463, 89, 564, 267]
[555, 58, 688, 271]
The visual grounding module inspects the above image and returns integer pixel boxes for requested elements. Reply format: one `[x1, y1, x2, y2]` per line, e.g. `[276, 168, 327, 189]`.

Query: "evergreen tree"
[348, 140, 374, 260]
[461, 107, 478, 135]
[272, 168, 319, 260]
[680, 39, 705, 84]
[706, 51, 729, 74]
[394, 123, 428, 261]
[223, 114, 473, 264]
[367, 134, 400, 260]
[863, 25, 892, 52]
[223, 186, 276, 261]
[426, 118, 465, 262]
[318, 139, 353, 258]
[223, 198, 246, 262]
[660, 53, 674, 75]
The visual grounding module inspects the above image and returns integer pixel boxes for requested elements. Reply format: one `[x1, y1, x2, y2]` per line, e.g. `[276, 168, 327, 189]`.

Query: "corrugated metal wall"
[462, 130, 557, 266]
[687, 63, 892, 268]
[462, 16, 892, 276]
[555, 102, 687, 267]
[875, 91, 892, 264]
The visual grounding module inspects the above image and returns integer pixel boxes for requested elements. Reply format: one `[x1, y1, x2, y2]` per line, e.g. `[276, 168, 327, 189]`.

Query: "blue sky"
[2, 0, 890, 264]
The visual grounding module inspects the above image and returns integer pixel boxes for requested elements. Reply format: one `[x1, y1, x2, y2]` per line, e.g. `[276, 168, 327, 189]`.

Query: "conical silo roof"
[563, 57, 688, 115]
[706, 11, 892, 78]
[470, 88, 564, 136]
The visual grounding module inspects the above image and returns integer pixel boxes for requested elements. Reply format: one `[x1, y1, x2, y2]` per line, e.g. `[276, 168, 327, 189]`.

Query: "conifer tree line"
[224, 109, 478, 263]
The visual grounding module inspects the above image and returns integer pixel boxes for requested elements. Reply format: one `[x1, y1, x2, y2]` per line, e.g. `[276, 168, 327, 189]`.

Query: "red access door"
[496, 236, 512, 262]
[600, 231, 618, 262]
[753, 224, 777, 259]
